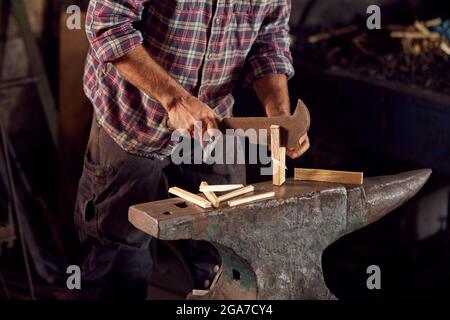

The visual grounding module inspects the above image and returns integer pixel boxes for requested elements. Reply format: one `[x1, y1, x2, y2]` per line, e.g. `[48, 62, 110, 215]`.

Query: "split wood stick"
[414, 21, 431, 36]
[200, 182, 220, 208]
[192, 289, 209, 296]
[199, 184, 244, 193]
[390, 31, 440, 39]
[271, 125, 286, 186]
[228, 191, 275, 207]
[294, 168, 363, 185]
[441, 42, 450, 55]
[308, 25, 358, 44]
[425, 18, 442, 28]
[168, 187, 212, 209]
[217, 185, 255, 202]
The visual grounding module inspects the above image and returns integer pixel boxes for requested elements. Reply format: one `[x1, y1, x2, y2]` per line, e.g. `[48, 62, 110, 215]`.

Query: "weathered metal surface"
[129, 169, 431, 299]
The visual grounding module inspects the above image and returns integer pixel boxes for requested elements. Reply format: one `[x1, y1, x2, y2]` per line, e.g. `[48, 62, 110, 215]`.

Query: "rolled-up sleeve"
[243, 0, 295, 87]
[85, 0, 148, 63]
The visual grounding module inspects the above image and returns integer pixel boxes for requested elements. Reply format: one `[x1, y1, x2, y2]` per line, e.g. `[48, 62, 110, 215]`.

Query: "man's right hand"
[167, 95, 222, 143]
[113, 46, 221, 143]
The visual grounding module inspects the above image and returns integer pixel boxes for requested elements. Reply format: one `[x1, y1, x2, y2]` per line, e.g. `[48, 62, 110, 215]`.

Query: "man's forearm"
[113, 45, 189, 111]
[252, 74, 291, 117]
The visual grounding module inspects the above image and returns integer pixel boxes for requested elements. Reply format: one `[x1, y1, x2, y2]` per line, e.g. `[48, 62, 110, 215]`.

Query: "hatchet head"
[218, 99, 311, 148]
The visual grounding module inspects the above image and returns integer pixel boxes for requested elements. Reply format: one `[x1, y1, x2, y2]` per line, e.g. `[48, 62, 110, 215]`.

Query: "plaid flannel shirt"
[84, 0, 295, 158]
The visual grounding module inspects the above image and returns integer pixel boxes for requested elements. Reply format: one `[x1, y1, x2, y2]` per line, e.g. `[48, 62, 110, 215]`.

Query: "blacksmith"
[75, 0, 310, 299]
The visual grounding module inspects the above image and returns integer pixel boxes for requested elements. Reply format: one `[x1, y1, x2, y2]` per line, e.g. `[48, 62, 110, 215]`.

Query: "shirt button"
[208, 54, 214, 59]
[214, 17, 221, 25]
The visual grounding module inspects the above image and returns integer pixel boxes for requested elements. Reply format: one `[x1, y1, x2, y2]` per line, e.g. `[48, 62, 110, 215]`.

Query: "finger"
[214, 113, 223, 122]
[287, 136, 310, 159]
[291, 136, 310, 159]
[298, 133, 308, 145]
[193, 121, 204, 145]
[206, 120, 222, 141]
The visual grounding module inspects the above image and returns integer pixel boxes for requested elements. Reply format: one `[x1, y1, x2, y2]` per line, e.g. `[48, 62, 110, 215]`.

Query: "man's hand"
[114, 46, 220, 143]
[167, 95, 221, 143]
[286, 133, 310, 159]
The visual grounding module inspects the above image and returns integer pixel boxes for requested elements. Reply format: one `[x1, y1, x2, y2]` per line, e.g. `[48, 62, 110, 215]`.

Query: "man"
[75, 0, 310, 299]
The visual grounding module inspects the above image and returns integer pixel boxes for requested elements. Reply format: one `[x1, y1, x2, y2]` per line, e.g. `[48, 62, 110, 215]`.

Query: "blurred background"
[0, 0, 449, 299]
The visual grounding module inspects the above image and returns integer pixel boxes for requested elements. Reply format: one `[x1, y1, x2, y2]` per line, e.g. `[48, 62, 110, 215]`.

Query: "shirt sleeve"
[85, 0, 149, 63]
[243, 0, 295, 87]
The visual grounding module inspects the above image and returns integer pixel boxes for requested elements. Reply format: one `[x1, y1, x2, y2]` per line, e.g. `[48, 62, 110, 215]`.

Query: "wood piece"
[280, 147, 286, 179]
[219, 99, 311, 148]
[390, 31, 440, 39]
[217, 186, 255, 202]
[199, 184, 244, 192]
[307, 25, 358, 44]
[294, 168, 363, 185]
[192, 289, 209, 296]
[168, 187, 211, 209]
[228, 192, 275, 207]
[441, 42, 450, 56]
[200, 182, 220, 208]
[388, 19, 441, 31]
[271, 125, 286, 186]
[414, 21, 432, 36]
[424, 18, 442, 28]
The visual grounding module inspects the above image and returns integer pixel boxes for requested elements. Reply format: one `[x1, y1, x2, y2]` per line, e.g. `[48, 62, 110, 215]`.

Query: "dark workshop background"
[0, 0, 449, 299]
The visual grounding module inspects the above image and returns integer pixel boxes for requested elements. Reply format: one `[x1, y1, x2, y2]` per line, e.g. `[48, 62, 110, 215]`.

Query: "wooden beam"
[271, 125, 286, 186]
[217, 185, 254, 202]
[441, 42, 450, 56]
[200, 182, 220, 208]
[199, 184, 244, 193]
[424, 18, 442, 28]
[390, 31, 440, 39]
[295, 168, 363, 185]
[414, 21, 432, 36]
[192, 289, 209, 296]
[228, 192, 275, 207]
[168, 187, 212, 209]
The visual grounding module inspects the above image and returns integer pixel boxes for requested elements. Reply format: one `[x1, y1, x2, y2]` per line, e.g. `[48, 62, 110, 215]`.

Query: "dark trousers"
[74, 119, 246, 299]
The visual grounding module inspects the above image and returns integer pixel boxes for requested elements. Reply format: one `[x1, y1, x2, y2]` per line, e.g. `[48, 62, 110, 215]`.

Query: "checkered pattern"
[84, 0, 295, 157]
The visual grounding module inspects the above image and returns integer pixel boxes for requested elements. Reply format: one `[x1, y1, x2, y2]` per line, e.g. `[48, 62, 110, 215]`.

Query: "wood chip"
[168, 187, 211, 209]
[414, 21, 431, 36]
[192, 289, 209, 296]
[425, 18, 442, 28]
[441, 42, 450, 55]
[390, 31, 440, 40]
[200, 182, 220, 208]
[199, 184, 244, 192]
[271, 125, 286, 186]
[217, 185, 255, 202]
[308, 25, 358, 44]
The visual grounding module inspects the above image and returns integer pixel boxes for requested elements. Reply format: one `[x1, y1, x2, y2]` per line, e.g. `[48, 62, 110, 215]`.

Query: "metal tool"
[219, 99, 311, 148]
[129, 169, 431, 299]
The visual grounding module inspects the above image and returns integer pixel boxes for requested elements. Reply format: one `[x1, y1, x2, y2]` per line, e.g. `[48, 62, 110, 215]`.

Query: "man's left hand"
[286, 133, 310, 159]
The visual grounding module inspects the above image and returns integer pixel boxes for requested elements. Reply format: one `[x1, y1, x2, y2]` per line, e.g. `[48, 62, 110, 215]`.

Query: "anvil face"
[129, 169, 431, 300]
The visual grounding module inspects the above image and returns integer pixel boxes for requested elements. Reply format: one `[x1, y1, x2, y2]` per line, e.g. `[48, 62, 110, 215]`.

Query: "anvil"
[129, 169, 431, 299]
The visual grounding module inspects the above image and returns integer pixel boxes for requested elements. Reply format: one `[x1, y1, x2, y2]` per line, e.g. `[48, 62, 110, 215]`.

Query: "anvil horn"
[344, 169, 432, 236]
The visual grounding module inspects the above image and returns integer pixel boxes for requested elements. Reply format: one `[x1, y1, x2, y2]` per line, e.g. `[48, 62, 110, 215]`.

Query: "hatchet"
[218, 99, 311, 148]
